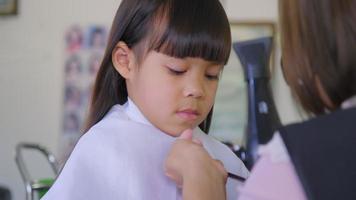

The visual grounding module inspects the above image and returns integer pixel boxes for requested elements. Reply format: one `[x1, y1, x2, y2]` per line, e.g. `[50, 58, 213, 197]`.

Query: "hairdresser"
[164, 0, 356, 199]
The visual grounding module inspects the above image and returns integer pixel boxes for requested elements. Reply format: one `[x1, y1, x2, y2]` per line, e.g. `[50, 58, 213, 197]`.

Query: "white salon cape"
[42, 99, 249, 200]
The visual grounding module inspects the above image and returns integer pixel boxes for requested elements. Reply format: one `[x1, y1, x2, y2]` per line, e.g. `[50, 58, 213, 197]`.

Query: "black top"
[279, 107, 356, 200]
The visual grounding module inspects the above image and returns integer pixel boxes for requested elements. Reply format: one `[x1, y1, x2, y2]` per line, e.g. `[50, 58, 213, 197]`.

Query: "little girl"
[42, 0, 249, 199]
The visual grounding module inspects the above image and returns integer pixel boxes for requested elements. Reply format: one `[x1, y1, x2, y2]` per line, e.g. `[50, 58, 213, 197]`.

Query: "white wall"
[225, 0, 278, 20]
[0, 1, 119, 199]
[0, 0, 300, 199]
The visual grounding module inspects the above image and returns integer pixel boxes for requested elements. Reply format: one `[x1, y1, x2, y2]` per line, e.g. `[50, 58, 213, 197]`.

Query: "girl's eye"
[205, 74, 220, 80]
[168, 68, 186, 75]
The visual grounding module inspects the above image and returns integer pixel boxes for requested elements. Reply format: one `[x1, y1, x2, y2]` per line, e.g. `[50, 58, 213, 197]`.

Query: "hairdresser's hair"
[84, 0, 231, 133]
[279, 0, 356, 115]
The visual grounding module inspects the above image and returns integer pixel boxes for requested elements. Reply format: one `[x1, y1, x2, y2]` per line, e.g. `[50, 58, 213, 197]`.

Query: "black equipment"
[233, 37, 281, 169]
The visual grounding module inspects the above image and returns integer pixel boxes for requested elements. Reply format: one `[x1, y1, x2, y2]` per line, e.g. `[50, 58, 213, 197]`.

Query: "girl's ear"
[112, 41, 136, 79]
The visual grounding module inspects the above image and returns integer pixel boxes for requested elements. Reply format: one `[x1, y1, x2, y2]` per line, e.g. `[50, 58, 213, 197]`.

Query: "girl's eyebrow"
[164, 56, 186, 65]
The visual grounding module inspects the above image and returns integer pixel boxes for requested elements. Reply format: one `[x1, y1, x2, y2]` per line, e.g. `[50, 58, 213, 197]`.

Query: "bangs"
[146, 0, 231, 65]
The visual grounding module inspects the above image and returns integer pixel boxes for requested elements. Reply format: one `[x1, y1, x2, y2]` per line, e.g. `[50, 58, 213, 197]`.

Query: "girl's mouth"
[176, 109, 200, 121]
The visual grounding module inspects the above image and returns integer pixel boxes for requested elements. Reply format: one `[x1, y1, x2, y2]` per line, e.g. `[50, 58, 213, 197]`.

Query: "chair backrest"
[15, 143, 59, 200]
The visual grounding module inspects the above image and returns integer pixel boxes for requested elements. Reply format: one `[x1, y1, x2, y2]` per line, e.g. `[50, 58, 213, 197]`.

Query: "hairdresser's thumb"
[179, 129, 193, 140]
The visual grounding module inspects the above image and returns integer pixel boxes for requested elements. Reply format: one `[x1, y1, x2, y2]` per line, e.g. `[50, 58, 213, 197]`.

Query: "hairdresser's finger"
[192, 138, 202, 145]
[213, 159, 225, 172]
[213, 159, 228, 183]
[179, 129, 193, 140]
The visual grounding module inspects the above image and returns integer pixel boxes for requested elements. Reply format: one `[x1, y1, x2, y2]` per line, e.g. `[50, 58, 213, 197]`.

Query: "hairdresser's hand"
[165, 129, 227, 200]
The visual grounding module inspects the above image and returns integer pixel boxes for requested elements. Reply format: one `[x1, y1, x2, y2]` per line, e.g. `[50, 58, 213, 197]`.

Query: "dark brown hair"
[279, 0, 356, 115]
[84, 0, 231, 133]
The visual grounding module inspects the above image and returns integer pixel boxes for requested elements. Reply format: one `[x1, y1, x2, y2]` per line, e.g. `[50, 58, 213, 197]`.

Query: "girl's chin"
[158, 126, 196, 137]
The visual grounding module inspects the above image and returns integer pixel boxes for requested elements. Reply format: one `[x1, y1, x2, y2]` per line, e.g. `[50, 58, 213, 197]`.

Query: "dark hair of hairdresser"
[279, 0, 356, 115]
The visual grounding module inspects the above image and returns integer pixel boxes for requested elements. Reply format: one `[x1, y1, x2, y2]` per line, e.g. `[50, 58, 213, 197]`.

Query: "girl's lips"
[177, 109, 199, 121]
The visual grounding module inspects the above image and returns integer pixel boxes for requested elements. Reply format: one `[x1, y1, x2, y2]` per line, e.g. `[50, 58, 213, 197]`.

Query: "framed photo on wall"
[210, 21, 276, 145]
[0, 0, 17, 16]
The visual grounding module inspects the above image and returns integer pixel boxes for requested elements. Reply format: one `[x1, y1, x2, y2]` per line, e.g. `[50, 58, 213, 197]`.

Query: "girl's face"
[128, 51, 222, 137]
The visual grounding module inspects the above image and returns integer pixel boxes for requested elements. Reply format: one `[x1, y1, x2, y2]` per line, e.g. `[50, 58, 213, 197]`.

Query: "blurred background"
[0, 0, 302, 199]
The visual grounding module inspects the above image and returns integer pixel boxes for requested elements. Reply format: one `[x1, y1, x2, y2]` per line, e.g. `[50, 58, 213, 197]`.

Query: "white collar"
[123, 98, 153, 127]
[341, 95, 356, 109]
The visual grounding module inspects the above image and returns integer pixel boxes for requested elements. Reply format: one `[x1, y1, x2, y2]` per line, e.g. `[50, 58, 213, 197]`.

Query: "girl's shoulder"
[77, 104, 175, 158]
[85, 104, 147, 137]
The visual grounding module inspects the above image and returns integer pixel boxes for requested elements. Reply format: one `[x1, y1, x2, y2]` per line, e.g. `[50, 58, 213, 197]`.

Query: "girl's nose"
[183, 78, 205, 98]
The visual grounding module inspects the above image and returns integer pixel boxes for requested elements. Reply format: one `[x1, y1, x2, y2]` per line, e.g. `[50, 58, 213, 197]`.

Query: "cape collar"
[123, 98, 153, 127]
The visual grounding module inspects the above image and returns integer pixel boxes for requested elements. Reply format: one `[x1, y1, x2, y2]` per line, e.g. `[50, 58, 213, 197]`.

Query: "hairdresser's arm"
[165, 130, 227, 200]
